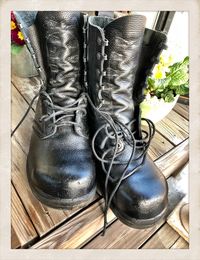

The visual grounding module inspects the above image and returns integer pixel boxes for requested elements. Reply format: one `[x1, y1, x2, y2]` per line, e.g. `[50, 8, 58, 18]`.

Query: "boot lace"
[11, 85, 87, 139]
[35, 91, 87, 139]
[86, 33, 155, 235]
[87, 94, 155, 235]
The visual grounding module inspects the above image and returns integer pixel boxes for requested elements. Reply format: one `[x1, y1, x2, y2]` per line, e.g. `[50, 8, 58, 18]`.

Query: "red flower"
[11, 11, 25, 45]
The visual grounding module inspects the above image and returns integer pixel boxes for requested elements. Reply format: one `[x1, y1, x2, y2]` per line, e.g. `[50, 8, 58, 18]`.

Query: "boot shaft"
[133, 28, 167, 104]
[17, 11, 85, 107]
[133, 29, 167, 139]
[87, 15, 146, 125]
[14, 11, 89, 138]
[35, 11, 85, 106]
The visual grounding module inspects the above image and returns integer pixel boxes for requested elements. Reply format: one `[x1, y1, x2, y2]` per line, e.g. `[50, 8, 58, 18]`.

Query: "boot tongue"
[35, 11, 83, 106]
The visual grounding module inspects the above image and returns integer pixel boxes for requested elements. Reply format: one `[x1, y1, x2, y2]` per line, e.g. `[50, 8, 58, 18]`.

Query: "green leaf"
[146, 56, 189, 102]
[147, 77, 155, 90]
[166, 56, 189, 78]
[164, 91, 175, 102]
[154, 77, 171, 91]
[11, 43, 23, 55]
[169, 70, 189, 86]
[183, 56, 189, 65]
[175, 84, 189, 95]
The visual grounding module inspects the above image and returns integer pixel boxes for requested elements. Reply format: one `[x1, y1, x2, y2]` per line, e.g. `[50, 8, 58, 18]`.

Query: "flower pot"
[11, 44, 38, 78]
[140, 94, 179, 123]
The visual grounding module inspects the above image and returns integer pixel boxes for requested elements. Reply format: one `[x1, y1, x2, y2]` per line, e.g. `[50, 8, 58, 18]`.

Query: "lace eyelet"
[97, 37, 102, 45]
[96, 82, 99, 89]
[104, 39, 109, 46]
[98, 90, 102, 100]
[117, 139, 124, 153]
[96, 68, 100, 77]
[101, 85, 105, 90]
[97, 52, 101, 60]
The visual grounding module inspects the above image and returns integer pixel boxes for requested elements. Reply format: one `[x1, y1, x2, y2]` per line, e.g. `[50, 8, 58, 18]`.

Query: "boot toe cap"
[27, 150, 96, 207]
[112, 158, 168, 226]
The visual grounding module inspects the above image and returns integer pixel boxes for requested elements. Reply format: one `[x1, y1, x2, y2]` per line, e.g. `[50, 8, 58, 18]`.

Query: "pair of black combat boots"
[15, 11, 168, 232]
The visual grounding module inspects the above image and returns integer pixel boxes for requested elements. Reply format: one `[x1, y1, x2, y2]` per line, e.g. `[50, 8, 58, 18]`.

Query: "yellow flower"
[155, 70, 165, 79]
[11, 21, 16, 30]
[17, 31, 24, 41]
[154, 64, 165, 79]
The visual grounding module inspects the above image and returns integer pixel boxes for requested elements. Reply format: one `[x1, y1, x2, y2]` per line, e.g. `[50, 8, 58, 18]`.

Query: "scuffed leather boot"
[87, 14, 168, 232]
[19, 11, 96, 209]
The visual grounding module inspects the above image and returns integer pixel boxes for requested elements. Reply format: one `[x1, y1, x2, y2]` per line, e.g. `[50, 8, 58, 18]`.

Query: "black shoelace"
[13, 14, 155, 236]
[11, 87, 87, 138]
[86, 93, 155, 235]
[84, 31, 156, 235]
[11, 87, 155, 237]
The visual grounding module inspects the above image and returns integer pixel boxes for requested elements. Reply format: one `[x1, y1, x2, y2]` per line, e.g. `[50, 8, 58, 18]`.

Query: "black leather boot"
[87, 14, 168, 232]
[21, 11, 96, 209]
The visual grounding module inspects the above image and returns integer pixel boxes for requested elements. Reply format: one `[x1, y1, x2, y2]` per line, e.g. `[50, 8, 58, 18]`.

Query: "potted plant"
[141, 55, 189, 123]
[11, 11, 38, 78]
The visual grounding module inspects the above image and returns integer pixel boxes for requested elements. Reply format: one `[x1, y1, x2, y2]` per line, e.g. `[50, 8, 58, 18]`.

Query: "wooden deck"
[11, 74, 189, 249]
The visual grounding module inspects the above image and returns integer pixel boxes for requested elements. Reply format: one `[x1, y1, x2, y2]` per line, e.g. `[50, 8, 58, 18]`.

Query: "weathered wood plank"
[148, 130, 174, 161]
[12, 75, 40, 110]
[11, 85, 34, 154]
[31, 199, 116, 249]
[167, 194, 189, 242]
[11, 225, 21, 249]
[155, 139, 189, 179]
[84, 218, 164, 249]
[155, 116, 188, 146]
[30, 139, 188, 249]
[11, 184, 38, 248]
[173, 103, 189, 120]
[165, 110, 189, 134]
[141, 223, 179, 249]
[170, 237, 189, 249]
[179, 103, 189, 111]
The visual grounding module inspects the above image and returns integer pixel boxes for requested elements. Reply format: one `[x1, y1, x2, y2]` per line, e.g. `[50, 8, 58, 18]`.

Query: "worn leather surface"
[27, 11, 96, 203]
[88, 15, 146, 125]
[88, 15, 168, 224]
[35, 11, 84, 106]
[96, 153, 168, 220]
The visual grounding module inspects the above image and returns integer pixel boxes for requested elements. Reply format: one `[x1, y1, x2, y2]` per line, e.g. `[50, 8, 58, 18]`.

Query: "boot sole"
[27, 161, 96, 210]
[110, 203, 167, 229]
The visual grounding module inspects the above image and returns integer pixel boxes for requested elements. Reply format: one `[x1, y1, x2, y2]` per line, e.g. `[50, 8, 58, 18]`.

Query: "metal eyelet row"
[97, 37, 109, 47]
[82, 14, 89, 89]
[97, 52, 107, 61]
[97, 37, 109, 107]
